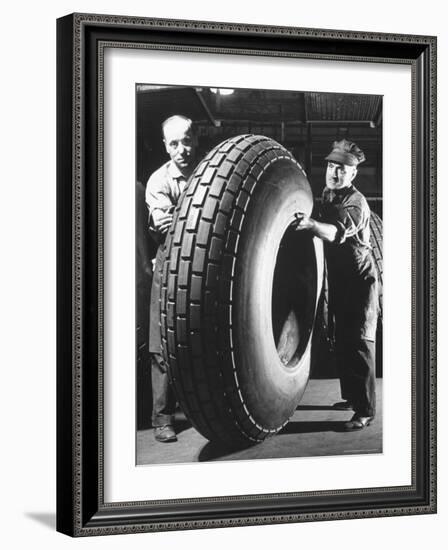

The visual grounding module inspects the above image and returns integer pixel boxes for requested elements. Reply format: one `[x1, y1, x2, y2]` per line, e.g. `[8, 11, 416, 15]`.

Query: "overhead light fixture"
[210, 88, 234, 96]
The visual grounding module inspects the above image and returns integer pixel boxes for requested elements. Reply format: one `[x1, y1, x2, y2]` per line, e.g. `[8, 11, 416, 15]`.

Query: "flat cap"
[325, 139, 366, 166]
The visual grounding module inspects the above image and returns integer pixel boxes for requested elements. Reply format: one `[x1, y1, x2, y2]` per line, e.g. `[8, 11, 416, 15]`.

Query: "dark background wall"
[136, 85, 383, 429]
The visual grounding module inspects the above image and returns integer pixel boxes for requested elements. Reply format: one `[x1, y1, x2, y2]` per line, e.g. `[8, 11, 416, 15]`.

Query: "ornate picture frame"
[56, 13, 437, 536]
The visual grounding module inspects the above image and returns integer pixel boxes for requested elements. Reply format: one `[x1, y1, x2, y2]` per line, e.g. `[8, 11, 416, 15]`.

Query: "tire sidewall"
[233, 161, 324, 429]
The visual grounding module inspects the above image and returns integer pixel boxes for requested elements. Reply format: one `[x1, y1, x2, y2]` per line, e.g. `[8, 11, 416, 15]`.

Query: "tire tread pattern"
[369, 211, 383, 318]
[160, 135, 304, 445]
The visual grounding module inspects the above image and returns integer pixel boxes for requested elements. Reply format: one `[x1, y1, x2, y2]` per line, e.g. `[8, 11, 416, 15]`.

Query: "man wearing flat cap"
[294, 139, 379, 431]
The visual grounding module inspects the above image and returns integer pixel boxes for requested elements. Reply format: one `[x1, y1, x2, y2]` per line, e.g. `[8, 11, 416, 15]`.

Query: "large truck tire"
[369, 210, 383, 377]
[370, 211, 383, 319]
[160, 135, 324, 446]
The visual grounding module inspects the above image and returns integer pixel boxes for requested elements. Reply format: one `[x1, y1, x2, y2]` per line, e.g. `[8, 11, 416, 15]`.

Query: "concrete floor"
[136, 378, 382, 465]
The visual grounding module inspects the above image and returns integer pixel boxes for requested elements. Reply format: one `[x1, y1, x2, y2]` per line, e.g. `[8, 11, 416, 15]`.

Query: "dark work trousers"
[149, 246, 176, 427]
[327, 247, 378, 418]
[150, 353, 176, 427]
[335, 338, 376, 417]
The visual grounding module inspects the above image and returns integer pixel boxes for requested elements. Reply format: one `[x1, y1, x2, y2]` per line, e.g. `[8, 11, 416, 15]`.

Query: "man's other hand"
[153, 209, 174, 235]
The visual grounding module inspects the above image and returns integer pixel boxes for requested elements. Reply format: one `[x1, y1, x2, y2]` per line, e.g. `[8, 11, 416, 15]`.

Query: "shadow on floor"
[25, 512, 56, 530]
[172, 417, 192, 436]
[198, 419, 350, 461]
[279, 419, 348, 434]
[296, 404, 343, 411]
[198, 440, 253, 462]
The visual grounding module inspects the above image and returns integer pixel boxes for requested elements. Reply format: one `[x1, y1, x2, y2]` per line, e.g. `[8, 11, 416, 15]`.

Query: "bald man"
[145, 115, 197, 442]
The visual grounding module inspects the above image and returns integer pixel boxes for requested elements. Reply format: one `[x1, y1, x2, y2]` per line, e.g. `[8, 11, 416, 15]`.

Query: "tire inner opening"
[272, 227, 317, 367]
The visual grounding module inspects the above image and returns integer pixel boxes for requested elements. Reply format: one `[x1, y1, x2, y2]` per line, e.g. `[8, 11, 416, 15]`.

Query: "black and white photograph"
[53, 9, 436, 540]
[135, 85, 384, 465]
[1, 0, 443, 546]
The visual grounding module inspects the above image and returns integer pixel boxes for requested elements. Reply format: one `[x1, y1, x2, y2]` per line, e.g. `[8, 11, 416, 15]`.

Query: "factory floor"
[136, 378, 382, 465]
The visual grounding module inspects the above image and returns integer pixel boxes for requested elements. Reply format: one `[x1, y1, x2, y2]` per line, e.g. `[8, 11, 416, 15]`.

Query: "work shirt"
[320, 184, 378, 341]
[321, 185, 371, 250]
[145, 160, 189, 242]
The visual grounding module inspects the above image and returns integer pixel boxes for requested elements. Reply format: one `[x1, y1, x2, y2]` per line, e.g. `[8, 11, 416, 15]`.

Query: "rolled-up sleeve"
[145, 165, 175, 239]
[330, 204, 365, 244]
[146, 169, 172, 218]
[320, 188, 370, 246]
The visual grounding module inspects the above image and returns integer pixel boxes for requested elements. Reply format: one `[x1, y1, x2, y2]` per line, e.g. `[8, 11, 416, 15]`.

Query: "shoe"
[333, 400, 353, 411]
[343, 414, 374, 431]
[154, 425, 177, 442]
